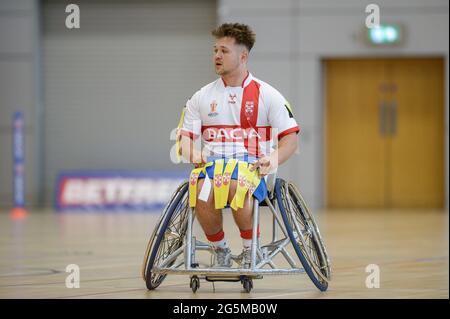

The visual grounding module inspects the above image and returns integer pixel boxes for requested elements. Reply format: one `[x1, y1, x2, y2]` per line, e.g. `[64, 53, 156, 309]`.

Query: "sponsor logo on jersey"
[228, 93, 237, 104]
[202, 126, 272, 142]
[208, 100, 219, 117]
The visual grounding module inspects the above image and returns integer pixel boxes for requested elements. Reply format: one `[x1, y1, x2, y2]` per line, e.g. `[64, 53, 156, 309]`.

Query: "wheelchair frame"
[142, 176, 331, 293]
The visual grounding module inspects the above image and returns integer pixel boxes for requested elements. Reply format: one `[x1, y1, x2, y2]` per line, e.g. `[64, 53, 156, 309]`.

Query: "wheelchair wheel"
[142, 181, 189, 290]
[275, 178, 331, 291]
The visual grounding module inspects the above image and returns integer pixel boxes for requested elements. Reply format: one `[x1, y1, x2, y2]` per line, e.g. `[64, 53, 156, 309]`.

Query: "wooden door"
[325, 58, 444, 208]
[387, 58, 444, 208]
[326, 59, 388, 208]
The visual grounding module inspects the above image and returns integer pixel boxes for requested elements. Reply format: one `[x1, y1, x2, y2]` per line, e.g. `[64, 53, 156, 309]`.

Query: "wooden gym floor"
[0, 208, 448, 299]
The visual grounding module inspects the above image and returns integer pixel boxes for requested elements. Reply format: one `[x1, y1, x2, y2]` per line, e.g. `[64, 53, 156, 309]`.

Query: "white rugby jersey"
[180, 72, 300, 160]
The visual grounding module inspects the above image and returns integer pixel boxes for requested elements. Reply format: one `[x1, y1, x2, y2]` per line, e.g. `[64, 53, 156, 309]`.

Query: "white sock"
[242, 238, 252, 250]
[211, 238, 228, 249]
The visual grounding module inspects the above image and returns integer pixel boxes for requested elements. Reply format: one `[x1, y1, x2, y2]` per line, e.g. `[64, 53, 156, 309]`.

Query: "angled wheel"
[275, 178, 331, 291]
[142, 181, 189, 290]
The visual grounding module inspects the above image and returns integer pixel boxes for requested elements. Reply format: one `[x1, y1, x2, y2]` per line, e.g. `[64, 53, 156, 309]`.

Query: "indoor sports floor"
[0, 208, 448, 299]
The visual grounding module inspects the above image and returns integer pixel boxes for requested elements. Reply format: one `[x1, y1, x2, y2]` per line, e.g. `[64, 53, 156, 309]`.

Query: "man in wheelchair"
[177, 23, 300, 269]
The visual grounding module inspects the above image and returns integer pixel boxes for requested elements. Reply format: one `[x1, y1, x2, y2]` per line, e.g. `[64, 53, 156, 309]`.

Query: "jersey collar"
[220, 71, 253, 89]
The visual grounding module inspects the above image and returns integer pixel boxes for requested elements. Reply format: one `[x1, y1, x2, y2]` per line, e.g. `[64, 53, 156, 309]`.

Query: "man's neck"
[221, 68, 249, 87]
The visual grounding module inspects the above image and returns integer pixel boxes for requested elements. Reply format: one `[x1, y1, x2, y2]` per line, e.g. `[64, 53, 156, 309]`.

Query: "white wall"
[218, 0, 449, 209]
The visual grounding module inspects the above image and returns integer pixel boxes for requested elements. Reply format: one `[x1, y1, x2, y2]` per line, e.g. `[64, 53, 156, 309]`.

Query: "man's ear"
[240, 48, 249, 63]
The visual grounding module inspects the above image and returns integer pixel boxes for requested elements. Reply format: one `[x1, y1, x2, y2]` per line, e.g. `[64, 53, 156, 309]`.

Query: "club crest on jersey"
[208, 100, 219, 117]
[245, 101, 254, 116]
[228, 93, 237, 104]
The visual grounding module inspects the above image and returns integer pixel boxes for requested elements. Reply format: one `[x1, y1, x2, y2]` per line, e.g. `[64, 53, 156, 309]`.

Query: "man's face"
[213, 37, 247, 76]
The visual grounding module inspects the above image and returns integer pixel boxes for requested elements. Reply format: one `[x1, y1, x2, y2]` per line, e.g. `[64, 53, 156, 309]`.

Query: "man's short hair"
[211, 23, 256, 52]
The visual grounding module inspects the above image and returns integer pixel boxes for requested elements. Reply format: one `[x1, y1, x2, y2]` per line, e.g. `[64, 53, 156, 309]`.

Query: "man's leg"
[228, 181, 260, 253]
[195, 178, 223, 236]
[195, 178, 232, 267]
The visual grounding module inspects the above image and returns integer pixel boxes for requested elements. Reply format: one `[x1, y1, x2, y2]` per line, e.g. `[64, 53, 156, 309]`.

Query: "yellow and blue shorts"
[188, 157, 268, 210]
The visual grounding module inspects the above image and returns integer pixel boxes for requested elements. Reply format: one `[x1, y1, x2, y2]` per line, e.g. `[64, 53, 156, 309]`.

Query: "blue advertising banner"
[55, 170, 187, 212]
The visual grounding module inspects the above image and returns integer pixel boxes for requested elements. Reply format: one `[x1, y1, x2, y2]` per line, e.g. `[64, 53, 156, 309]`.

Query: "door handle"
[389, 101, 397, 136]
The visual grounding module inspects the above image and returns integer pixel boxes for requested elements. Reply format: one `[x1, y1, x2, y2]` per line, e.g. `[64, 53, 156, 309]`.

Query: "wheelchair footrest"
[205, 275, 241, 282]
[205, 274, 263, 282]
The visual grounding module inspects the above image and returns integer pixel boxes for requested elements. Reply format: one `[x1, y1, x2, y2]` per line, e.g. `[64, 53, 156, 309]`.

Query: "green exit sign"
[368, 24, 402, 45]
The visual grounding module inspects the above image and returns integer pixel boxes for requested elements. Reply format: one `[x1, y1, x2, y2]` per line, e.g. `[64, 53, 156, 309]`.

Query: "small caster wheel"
[190, 276, 200, 293]
[242, 277, 253, 293]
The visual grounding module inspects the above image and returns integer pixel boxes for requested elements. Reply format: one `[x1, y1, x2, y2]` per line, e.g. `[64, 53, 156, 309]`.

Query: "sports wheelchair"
[142, 173, 331, 293]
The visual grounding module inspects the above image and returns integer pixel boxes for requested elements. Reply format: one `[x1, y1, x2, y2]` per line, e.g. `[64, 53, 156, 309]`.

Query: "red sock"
[240, 225, 260, 239]
[206, 229, 225, 242]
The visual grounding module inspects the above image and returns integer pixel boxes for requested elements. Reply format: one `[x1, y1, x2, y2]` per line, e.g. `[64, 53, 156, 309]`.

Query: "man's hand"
[249, 132, 298, 177]
[193, 150, 208, 168]
[180, 134, 207, 165]
[250, 154, 277, 177]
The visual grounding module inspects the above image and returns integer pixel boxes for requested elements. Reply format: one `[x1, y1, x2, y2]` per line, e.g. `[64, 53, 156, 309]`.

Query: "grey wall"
[0, 0, 41, 207]
[1, 0, 448, 210]
[41, 0, 216, 205]
[218, 0, 449, 209]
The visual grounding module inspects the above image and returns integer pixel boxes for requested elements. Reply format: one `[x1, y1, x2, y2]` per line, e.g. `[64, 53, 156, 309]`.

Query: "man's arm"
[251, 132, 298, 176]
[178, 89, 203, 164]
